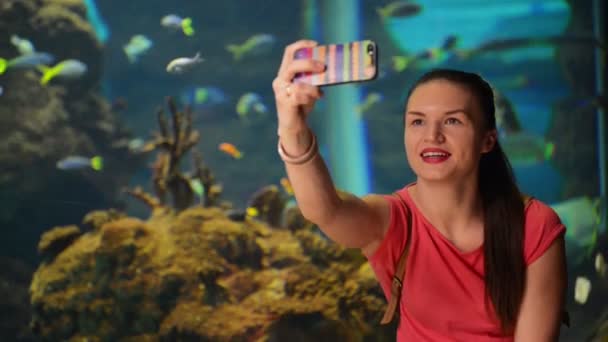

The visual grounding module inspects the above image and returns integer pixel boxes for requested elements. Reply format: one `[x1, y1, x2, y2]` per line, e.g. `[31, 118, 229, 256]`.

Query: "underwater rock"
[37, 225, 81, 261]
[247, 185, 287, 227]
[282, 204, 314, 232]
[0, 257, 35, 341]
[30, 204, 396, 341]
[0, 0, 145, 264]
[82, 209, 127, 231]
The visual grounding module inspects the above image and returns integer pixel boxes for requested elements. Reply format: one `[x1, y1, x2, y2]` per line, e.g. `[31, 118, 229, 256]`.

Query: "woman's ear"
[482, 129, 497, 153]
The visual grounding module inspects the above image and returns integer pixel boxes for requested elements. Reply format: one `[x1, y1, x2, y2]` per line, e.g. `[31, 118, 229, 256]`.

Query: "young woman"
[272, 40, 567, 341]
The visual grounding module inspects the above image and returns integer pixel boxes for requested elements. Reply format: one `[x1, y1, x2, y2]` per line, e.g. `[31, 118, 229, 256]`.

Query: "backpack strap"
[380, 192, 412, 325]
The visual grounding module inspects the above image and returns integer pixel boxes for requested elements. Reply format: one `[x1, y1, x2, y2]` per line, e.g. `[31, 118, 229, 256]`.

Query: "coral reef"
[37, 225, 82, 261]
[28, 95, 395, 341]
[126, 97, 222, 213]
[29, 206, 395, 341]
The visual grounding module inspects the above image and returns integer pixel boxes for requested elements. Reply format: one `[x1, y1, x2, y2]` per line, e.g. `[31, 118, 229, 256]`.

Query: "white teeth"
[422, 152, 448, 157]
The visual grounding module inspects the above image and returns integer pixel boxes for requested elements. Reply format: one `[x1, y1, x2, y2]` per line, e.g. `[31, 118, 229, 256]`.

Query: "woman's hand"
[272, 40, 325, 136]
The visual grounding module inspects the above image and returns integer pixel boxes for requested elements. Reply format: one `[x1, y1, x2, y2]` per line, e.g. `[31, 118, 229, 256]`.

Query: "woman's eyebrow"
[406, 109, 468, 116]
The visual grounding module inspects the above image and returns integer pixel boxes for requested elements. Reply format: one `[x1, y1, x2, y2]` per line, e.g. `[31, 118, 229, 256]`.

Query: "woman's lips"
[420, 148, 450, 163]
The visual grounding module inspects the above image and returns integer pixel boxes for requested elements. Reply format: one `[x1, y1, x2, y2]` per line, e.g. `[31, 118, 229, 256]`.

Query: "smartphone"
[293, 40, 378, 86]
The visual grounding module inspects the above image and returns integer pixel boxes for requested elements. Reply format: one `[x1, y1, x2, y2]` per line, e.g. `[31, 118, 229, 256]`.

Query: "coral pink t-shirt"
[367, 184, 566, 342]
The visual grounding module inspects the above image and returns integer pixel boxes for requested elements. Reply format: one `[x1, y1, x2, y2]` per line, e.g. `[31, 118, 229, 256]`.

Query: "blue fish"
[179, 86, 228, 108]
[0, 52, 55, 74]
[57, 155, 103, 171]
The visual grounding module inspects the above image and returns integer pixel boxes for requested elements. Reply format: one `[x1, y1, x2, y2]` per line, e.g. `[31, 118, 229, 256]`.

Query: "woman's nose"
[423, 122, 445, 143]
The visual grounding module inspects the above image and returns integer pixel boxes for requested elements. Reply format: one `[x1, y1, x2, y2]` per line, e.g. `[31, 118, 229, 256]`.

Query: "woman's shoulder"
[523, 197, 566, 265]
[524, 197, 562, 226]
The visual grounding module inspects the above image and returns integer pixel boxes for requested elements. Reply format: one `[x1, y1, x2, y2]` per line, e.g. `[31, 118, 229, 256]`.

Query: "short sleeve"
[523, 199, 566, 266]
[366, 193, 410, 300]
[368, 194, 409, 265]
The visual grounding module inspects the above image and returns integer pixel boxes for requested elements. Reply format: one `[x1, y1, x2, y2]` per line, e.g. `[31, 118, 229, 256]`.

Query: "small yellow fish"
[246, 206, 259, 217]
[376, 1, 422, 20]
[280, 177, 294, 196]
[392, 55, 415, 72]
[218, 142, 243, 159]
[225, 34, 276, 61]
[38, 59, 87, 85]
[355, 92, 383, 117]
[161, 15, 195, 36]
[236, 92, 268, 122]
[190, 178, 205, 204]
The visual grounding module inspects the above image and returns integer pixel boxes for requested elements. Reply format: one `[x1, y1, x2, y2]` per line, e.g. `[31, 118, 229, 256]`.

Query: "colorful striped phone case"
[293, 40, 378, 86]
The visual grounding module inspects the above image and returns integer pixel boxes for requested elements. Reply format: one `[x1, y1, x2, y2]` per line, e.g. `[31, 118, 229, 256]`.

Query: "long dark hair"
[405, 69, 525, 333]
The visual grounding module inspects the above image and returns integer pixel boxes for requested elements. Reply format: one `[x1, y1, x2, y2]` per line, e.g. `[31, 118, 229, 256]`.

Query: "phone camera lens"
[367, 44, 375, 55]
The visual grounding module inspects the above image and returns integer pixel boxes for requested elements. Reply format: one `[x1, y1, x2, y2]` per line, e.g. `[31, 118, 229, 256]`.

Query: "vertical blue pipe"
[321, 0, 370, 196]
[593, 0, 606, 231]
[301, 0, 322, 40]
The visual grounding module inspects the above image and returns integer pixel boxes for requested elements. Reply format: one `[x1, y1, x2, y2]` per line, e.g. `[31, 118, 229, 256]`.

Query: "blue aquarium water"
[0, 0, 605, 341]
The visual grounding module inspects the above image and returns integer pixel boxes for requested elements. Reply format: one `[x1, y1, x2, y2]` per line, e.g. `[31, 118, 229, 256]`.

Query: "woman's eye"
[411, 119, 422, 126]
[446, 117, 461, 124]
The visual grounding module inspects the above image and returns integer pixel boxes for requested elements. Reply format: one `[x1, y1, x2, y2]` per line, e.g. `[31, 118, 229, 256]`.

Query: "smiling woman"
[273, 50, 568, 340]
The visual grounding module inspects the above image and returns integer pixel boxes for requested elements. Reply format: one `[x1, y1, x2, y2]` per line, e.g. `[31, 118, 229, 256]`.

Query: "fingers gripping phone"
[293, 40, 378, 86]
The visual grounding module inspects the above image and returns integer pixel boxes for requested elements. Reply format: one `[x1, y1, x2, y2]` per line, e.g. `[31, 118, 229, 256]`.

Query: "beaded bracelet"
[277, 133, 318, 165]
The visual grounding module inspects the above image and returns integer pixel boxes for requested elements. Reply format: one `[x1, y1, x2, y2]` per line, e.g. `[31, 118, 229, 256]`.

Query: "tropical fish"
[218, 142, 243, 159]
[456, 35, 606, 61]
[38, 59, 87, 85]
[246, 206, 259, 218]
[0, 52, 55, 74]
[493, 91, 522, 137]
[161, 14, 195, 36]
[225, 207, 258, 221]
[355, 92, 383, 117]
[574, 276, 591, 304]
[596, 252, 606, 278]
[189, 178, 205, 204]
[225, 34, 276, 61]
[551, 196, 602, 251]
[123, 35, 153, 63]
[280, 177, 294, 196]
[392, 35, 459, 72]
[236, 92, 268, 122]
[166, 53, 203, 74]
[57, 155, 103, 171]
[500, 132, 554, 167]
[10, 35, 35, 55]
[377, 1, 422, 20]
[111, 138, 145, 153]
[180, 86, 227, 108]
[493, 75, 531, 91]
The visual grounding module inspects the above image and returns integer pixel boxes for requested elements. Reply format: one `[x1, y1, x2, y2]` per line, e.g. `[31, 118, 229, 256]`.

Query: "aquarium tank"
[0, 0, 606, 341]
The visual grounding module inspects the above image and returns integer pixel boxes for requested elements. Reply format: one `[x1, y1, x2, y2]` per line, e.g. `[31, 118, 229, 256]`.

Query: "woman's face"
[404, 79, 496, 183]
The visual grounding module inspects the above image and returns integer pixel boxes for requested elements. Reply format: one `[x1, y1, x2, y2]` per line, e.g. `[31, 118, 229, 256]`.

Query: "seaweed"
[125, 97, 221, 212]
